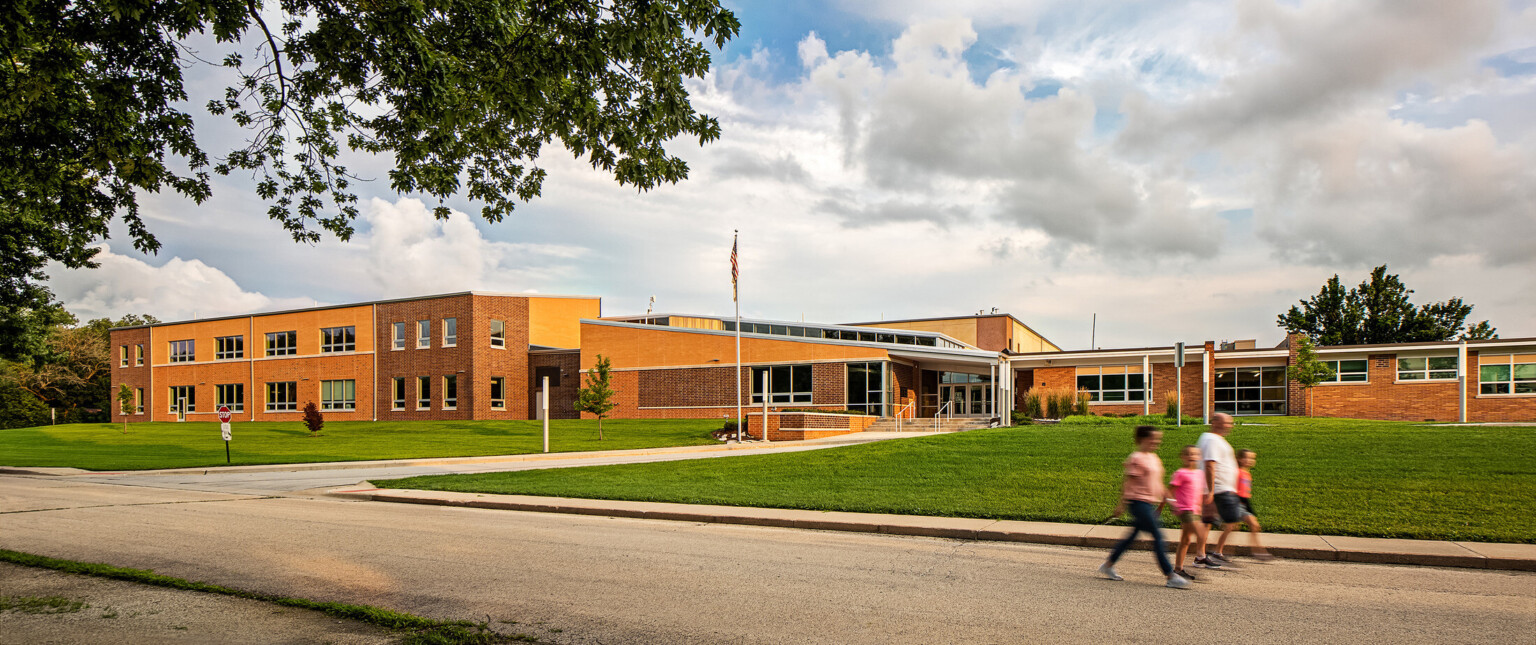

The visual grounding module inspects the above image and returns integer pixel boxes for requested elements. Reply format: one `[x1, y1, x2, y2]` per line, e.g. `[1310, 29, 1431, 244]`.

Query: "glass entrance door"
[940, 383, 992, 416]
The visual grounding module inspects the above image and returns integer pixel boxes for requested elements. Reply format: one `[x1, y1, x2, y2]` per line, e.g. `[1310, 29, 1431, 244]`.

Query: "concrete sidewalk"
[0, 432, 925, 478]
[328, 486, 1536, 573]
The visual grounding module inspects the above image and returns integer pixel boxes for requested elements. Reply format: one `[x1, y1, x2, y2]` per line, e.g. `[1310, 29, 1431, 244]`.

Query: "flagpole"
[734, 231, 743, 442]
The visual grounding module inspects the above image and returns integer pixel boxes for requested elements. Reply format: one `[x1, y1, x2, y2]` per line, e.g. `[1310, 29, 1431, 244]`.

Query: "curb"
[329, 487, 1536, 573]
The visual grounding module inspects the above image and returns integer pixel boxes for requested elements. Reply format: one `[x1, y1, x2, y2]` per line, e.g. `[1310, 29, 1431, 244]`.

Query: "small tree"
[575, 354, 617, 440]
[116, 383, 134, 433]
[302, 401, 324, 437]
[1287, 335, 1334, 417]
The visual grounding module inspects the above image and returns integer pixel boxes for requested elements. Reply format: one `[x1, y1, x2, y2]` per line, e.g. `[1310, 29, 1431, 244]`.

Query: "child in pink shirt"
[1098, 426, 1190, 588]
[1165, 445, 1208, 580]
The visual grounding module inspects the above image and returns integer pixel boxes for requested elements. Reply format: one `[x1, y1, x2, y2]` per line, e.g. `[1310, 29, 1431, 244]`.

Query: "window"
[392, 377, 406, 410]
[119, 345, 128, 367]
[135, 388, 144, 413]
[215, 335, 244, 359]
[169, 385, 196, 413]
[135, 344, 144, 366]
[266, 381, 298, 411]
[266, 331, 297, 356]
[489, 320, 505, 348]
[169, 340, 195, 363]
[490, 377, 506, 409]
[1321, 359, 1368, 383]
[321, 326, 356, 353]
[417, 320, 431, 348]
[1479, 354, 1536, 395]
[751, 364, 812, 404]
[846, 362, 884, 415]
[1398, 356, 1458, 381]
[1213, 366, 1287, 415]
[443, 317, 457, 346]
[216, 384, 244, 412]
[443, 375, 458, 409]
[321, 379, 356, 410]
[417, 376, 431, 409]
[1076, 366, 1146, 402]
[392, 322, 406, 350]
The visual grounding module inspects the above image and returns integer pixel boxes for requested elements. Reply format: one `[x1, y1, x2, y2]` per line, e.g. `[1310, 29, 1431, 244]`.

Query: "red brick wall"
[604, 361, 862, 419]
[1302, 354, 1460, 422]
[1014, 362, 1205, 418]
[110, 327, 152, 421]
[376, 295, 474, 421]
[1466, 351, 1536, 422]
[473, 295, 531, 420]
[745, 412, 875, 440]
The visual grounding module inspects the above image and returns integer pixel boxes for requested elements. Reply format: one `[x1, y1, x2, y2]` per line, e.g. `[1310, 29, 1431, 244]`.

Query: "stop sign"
[217, 406, 232, 423]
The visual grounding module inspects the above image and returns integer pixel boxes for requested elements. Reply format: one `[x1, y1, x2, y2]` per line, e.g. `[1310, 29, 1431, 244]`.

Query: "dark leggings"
[1107, 500, 1173, 576]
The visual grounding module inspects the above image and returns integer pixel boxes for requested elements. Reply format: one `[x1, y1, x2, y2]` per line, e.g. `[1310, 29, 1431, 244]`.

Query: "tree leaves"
[1277, 265, 1497, 345]
[1, 0, 739, 333]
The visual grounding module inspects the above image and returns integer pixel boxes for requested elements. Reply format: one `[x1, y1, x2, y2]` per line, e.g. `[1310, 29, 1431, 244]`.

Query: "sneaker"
[1098, 562, 1123, 581]
[1250, 553, 1277, 562]
[1166, 573, 1192, 589]
[1174, 568, 1198, 582]
[1194, 556, 1223, 570]
[1207, 552, 1233, 565]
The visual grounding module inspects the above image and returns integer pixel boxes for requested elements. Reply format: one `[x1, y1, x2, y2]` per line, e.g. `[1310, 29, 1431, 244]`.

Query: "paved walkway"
[329, 486, 1536, 572]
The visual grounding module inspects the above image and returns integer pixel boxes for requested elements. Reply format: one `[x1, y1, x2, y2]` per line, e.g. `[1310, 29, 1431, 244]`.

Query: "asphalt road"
[2, 476, 1531, 644]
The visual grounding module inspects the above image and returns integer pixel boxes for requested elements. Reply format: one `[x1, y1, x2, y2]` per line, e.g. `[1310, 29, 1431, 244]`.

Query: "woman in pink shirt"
[1167, 445, 1208, 580]
[1099, 426, 1191, 588]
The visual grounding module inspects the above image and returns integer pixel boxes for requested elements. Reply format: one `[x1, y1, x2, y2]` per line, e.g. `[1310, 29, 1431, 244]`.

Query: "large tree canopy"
[0, 0, 739, 357]
[1278, 265, 1498, 345]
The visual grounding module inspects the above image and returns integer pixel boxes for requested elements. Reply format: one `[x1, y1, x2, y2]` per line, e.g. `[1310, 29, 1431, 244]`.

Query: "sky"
[45, 0, 1536, 350]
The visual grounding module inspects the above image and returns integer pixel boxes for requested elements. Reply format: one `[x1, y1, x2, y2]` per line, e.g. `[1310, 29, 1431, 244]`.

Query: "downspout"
[149, 325, 155, 422]
[1458, 340, 1468, 423]
[248, 315, 255, 422]
[1202, 343, 1212, 425]
[1142, 353, 1151, 416]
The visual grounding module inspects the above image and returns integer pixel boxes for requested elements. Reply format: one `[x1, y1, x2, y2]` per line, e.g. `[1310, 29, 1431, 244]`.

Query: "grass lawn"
[0, 419, 721, 471]
[379, 417, 1536, 543]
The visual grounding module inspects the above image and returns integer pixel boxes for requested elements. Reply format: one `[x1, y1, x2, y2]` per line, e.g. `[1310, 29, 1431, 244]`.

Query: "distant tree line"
[0, 307, 157, 429]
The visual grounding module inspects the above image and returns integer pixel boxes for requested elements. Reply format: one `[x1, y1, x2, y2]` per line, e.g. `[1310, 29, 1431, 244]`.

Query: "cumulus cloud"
[46, 246, 312, 322]
[358, 197, 589, 297]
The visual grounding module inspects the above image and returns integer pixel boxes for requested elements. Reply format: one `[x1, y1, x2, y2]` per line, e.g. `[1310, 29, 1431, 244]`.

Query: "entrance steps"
[863, 417, 996, 433]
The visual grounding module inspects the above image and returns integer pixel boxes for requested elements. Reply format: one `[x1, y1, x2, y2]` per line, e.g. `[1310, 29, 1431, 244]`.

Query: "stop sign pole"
[217, 406, 232, 464]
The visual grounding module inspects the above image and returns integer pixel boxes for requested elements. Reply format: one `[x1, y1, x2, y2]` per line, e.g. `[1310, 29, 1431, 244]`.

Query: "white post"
[1202, 345, 1211, 426]
[761, 370, 770, 442]
[1458, 340, 1468, 423]
[1142, 354, 1151, 416]
[542, 376, 550, 453]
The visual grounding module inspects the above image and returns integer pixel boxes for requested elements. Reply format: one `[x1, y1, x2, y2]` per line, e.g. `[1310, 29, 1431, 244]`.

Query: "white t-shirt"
[1197, 431, 1238, 494]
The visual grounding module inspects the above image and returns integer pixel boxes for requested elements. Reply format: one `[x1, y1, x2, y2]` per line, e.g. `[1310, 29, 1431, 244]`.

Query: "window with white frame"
[444, 318, 457, 346]
[489, 320, 505, 348]
[1320, 359, 1368, 383]
[751, 365, 812, 403]
[321, 326, 355, 353]
[119, 345, 128, 367]
[392, 377, 406, 410]
[443, 375, 458, 409]
[169, 385, 196, 413]
[490, 377, 505, 409]
[215, 335, 244, 359]
[417, 376, 431, 409]
[135, 387, 144, 413]
[266, 381, 297, 411]
[417, 320, 430, 348]
[1479, 353, 1536, 395]
[135, 344, 144, 366]
[266, 331, 297, 356]
[1076, 365, 1146, 402]
[169, 340, 195, 363]
[1398, 356, 1458, 381]
[392, 322, 406, 350]
[216, 383, 244, 412]
[321, 379, 356, 410]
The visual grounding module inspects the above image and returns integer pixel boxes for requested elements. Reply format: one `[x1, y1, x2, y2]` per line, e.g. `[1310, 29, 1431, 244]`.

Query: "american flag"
[730, 234, 739, 302]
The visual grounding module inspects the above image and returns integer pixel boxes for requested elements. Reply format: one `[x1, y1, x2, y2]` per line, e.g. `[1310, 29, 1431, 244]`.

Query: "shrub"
[1022, 389, 1044, 419]
[1165, 391, 1180, 418]
[1010, 411, 1034, 426]
[301, 401, 324, 436]
[1074, 390, 1091, 416]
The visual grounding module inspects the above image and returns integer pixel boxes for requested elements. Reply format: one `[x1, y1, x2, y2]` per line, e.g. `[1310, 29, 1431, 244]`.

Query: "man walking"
[1197, 413, 1268, 565]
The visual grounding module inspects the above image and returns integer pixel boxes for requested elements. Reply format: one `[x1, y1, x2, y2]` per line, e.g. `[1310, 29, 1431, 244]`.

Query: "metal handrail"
[934, 401, 952, 432]
[894, 401, 914, 432]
